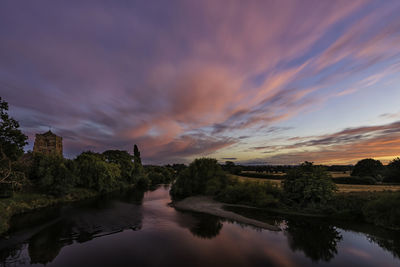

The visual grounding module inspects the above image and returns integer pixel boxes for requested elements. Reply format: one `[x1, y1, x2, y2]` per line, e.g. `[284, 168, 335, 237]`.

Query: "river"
[0, 185, 399, 267]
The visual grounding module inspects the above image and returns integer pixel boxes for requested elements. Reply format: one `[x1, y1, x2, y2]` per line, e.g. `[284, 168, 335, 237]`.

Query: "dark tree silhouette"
[133, 144, 142, 165]
[351, 158, 383, 178]
[285, 220, 342, 262]
[0, 97, 28, 161]
[384, 158, 400, 183]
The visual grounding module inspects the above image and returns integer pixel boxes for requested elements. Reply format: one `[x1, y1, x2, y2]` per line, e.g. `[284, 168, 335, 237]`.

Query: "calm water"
[1, 186, 399, 267]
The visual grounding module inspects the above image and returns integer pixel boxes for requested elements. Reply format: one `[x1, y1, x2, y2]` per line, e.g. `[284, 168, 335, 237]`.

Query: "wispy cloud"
[1, 0, 400, 163]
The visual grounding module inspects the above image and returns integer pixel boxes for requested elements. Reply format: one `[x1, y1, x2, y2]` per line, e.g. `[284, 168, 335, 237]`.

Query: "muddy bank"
[173, 196, 281, 231]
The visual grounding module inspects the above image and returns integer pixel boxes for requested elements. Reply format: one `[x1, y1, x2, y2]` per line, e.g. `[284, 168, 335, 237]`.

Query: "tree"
[103, 150, 135, 183]
[223, 161, 242, 175]
[0, 98, 28, 197]
[0, 97, 28, 161]
[74, 152, 121, 192]
[283, 162, 337, 207]
[170, 158, 228, 198]
[351, 158, 384, 179]
[133, 144, 141, 165]
[383, 158, 400, 183]
[29, 154, 76, 196]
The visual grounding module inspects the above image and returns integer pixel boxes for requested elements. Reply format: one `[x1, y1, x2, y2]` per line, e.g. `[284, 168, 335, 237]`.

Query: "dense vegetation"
[1, 97, 400, 234]
[171, 158, 400, 230]
[351, 158, 384, 179]
[282, 162, 337, 207]
[216, 179, 281, 207]
[0, 98, 178, 235]
[170, 158, 229, 198]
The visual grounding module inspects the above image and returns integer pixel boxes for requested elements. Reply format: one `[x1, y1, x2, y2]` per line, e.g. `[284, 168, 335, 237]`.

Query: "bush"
[351, 158, 383, 179]
[29, 154, 76, 196]
[217, 180, 280, 207]
[146, 166, 175, 185]
[135, 174, 150, 189]
[147, 171, 165, 185]
[0, 183, 13, 198]
[283, 162, 337, 207]
[170, 158, 228, 199]
[362, 192, 400, 230]
[383, 158, 400, 183]
[332, 176, 376, 185]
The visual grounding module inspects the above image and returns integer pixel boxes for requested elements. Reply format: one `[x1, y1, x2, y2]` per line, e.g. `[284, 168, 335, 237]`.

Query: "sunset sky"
[1, 0, 400, 165]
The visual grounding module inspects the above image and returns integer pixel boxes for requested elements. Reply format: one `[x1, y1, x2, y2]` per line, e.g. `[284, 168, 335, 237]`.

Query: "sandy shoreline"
[172, 196, 281, 231]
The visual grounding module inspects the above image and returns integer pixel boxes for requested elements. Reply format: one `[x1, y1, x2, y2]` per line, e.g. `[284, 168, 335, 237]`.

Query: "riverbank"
[173, 191, 400, 232]
[0, 188, 104, 236]
[173, 196, 281, 231]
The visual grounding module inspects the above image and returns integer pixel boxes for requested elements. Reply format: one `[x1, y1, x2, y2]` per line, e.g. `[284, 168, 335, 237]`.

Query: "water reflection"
[0, 188, 145, 266]
[186, 214, 223, 239]
[285, 220, 342, 262]
[0, 186, 400, 267]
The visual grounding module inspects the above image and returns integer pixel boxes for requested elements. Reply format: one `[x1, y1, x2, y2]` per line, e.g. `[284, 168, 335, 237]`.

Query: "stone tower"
[33, 130, 63, 156]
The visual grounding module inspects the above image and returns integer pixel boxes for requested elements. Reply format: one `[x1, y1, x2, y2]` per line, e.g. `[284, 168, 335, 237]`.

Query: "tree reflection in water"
[188, 214, 223, 239]
[285, 219, 342, 262]
[0, 188, 145, 265]
[1, 187, 400, 266]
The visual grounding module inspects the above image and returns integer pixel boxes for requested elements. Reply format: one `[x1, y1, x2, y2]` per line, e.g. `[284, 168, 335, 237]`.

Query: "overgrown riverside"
[1, 96, 400, 235]
[0, 97, 177, 235]
[171, 159, 400, 231]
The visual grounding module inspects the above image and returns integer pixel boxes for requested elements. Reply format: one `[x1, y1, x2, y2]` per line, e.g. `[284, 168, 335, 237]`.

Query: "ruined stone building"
[33, 130, 63, 156]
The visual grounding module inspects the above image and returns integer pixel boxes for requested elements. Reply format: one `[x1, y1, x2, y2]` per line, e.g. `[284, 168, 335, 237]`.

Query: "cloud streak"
[1, 0, 400, 163]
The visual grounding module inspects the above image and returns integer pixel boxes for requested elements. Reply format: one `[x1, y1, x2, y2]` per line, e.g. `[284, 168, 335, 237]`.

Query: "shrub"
[362, 192, 400, 230]
[29, 154, 76, 196]
[383, 158, 400, 183]
[147, 171, 165, 185]
[332, 176, 376, 185]
[283, 162, 337, 207]
[217, 180, 280, 207]
[135, 174, 150, 189]
[146, 166, 175, 185]
[170, 158, 228, 198]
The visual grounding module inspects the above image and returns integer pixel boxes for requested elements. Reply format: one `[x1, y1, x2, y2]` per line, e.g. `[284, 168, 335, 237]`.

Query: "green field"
[234, 175, 400, 193]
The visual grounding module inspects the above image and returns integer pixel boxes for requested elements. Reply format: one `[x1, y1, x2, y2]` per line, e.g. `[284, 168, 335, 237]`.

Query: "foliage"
[103, 150, 136, 183]
[74, 152, 122, 193]
[238, 172, 285, 180]
[146, 166, 175, 185]
[286, 220, 342, 262]
[383, 157, 400, 183]
[223, 161, 242, 175]
[362, 192, 400, 230]
[170, 163, 187, 175]
[332, 176, 376, 185]
[133, 144, 142, 165]
[0, 97, 28, 161]
[283, 162, 337, 207]
[351, 158, 383, 179]
[29, 154, 76, 196]
[170, 158, 229, 198]
[135, 174, 150, 189]
[217, 180, 281, 207]
[0, 188, 98, 235]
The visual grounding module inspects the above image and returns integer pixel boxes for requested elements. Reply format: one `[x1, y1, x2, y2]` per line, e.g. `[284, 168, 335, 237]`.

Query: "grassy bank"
[0, 188, 100, 236]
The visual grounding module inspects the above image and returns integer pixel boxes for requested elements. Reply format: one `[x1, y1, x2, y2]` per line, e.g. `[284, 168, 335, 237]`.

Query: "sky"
[1, 0, 400, 165]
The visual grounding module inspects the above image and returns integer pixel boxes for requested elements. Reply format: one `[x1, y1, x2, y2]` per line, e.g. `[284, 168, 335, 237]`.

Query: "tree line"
[0, 97, 175, 198]
[171, 158, 400, 230]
